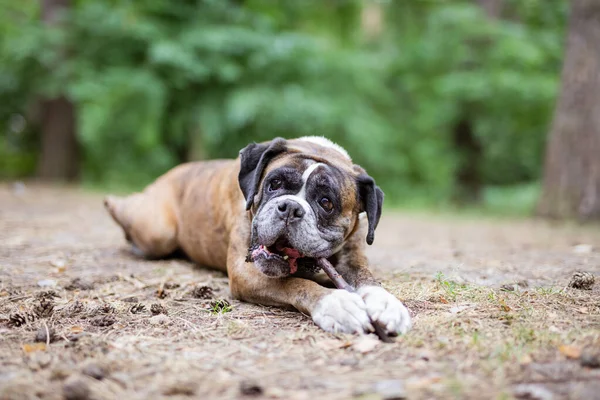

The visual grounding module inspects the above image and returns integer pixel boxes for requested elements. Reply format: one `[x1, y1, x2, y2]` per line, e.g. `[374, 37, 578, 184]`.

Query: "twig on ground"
[43, 320, 50, 346]
[316, 258, 394, 343]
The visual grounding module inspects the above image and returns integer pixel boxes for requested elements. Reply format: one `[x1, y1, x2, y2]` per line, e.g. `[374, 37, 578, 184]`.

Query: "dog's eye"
[269, 179, 283, 191]
[319, 197, 333, 212]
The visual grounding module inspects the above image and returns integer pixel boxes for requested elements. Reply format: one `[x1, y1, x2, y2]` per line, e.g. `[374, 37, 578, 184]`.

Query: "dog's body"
[105, 137, 411, 335]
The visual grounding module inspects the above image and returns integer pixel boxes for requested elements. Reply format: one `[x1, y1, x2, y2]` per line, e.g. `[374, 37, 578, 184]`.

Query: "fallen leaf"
[439, 296, 448, 304]
[352, 335, 381, 354]
[55, 266, 67, 273]
[559, 345, 582, 359]
[22, 343, 47, 353]
[498, 298, 511, 312]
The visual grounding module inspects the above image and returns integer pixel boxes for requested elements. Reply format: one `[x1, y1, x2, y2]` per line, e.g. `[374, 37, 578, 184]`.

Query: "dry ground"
[1, 184, 599, 400]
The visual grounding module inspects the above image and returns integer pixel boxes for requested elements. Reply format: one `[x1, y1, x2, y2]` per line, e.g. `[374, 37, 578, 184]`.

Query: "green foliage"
[435, 272, 467, 302]
[209, 299, 233, 315]
[0, 0, 567, 204]
[382, 1, 566, 200]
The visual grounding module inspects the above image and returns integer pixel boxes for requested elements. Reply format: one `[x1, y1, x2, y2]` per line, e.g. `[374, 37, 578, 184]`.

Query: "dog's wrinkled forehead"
[257, 155, 358, 212]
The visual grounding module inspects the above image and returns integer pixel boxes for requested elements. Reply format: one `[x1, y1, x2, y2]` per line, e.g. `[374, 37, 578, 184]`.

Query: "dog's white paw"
[357, 286, 412, 335]
[312, 290, 374, 334]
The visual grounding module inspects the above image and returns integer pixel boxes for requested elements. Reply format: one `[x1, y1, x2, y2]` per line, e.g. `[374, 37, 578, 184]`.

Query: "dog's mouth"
[246, 238, 313, 274]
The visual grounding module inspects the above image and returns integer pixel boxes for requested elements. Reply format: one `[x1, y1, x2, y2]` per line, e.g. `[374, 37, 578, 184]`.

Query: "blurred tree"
[477, 0, 503, 18]
[37, 0, 79, 181]
[452, 112, 483, 204]
[452, 0, 505, 204]
[538, 0, 600, 220]
[0, 0, 568, 206]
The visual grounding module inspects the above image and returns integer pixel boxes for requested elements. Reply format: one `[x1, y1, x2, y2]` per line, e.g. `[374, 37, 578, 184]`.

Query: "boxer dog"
[104, 137, 411, 335]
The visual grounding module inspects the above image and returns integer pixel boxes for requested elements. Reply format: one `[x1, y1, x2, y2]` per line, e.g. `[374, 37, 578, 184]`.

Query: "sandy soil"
[1, 184, 599, 400]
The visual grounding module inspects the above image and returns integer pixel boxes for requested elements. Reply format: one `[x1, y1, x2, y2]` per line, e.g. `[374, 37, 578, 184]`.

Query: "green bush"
[0, 0, 567, 204]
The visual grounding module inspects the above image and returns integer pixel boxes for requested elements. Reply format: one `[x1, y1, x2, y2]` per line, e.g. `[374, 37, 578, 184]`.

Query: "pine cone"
[35, 290, 60, 300]
[191, 285, 213, 300]
[34, 298, 55, 318]
[9, 313, 27, 327]
[5, 287, 24, 297]
[63, 300, 85, 317]
[98, 303, 115, 314]
[150, 303, 167, 315]
[9, 311, 36, 327]
[569, 271, 596, 290]
[91, 315, 116, 327]
[129, 303, 146, 314]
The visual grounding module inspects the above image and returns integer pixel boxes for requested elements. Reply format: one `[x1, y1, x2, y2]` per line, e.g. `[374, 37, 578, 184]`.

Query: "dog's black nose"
[277, 199, 305, 222]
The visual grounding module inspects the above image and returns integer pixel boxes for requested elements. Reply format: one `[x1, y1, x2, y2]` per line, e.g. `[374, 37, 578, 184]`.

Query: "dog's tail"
[103, 192, 179, 258]
[104, 195, 129, 231]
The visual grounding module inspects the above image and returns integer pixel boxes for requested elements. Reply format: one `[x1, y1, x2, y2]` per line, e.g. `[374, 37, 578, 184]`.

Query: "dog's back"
[104, 159, 242, 269]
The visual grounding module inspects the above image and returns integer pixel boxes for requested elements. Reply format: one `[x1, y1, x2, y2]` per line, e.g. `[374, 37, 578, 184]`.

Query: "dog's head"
[238, 137, 384, 278]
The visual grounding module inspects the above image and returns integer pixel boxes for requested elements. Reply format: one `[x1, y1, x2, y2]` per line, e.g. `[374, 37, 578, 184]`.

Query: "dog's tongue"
[280, 247, 301, 259]
[277, 245, 302, 274]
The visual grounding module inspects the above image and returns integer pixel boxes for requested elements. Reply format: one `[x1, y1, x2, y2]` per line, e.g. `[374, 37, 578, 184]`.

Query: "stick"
[42, 320, 51, 347]
[316, 258, 393, 343]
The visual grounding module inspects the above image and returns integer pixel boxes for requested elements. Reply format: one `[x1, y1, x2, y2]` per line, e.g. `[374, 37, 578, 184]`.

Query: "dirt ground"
[1, 183, 599, 400]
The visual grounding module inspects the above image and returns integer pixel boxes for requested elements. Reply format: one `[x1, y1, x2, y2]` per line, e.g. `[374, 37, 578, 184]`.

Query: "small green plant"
[536, 286, 563, 295]
[435, 272, 464, 301]
[209, 299, 233, 315]
[515, 326, 537, 344]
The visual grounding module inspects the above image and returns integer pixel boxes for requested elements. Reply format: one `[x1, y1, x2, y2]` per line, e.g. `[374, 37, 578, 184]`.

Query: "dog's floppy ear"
[238, 138, 287, 210]
[357, 174, 384, 245]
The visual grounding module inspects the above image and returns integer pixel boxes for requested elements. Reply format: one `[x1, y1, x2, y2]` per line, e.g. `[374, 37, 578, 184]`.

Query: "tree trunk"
[452, 116, 483, 204]
[451, 0, 504, 204]
[37, 96, 78, 180]
[36, 0, 79, 181]
[537, 0, 600, 221]
[476, 0, 503, 19]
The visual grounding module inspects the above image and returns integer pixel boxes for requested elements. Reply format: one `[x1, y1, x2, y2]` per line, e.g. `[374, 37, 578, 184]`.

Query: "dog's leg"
[226, 227, 374, 334]
[104, 180, 179, 259]
[333, 226, 412, 335]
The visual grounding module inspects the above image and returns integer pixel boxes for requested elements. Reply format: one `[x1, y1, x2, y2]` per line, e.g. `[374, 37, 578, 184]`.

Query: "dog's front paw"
[312, 290, 374, 334]
[357, 286, 412, 335]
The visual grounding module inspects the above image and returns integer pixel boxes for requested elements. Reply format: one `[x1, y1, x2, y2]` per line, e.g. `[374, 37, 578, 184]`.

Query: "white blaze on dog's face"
[238, 137, 385, 279]
[250, 160, 352, 277]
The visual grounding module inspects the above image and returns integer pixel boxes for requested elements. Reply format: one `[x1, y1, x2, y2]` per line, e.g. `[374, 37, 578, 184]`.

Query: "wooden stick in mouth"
[316, 258, 394, 343]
